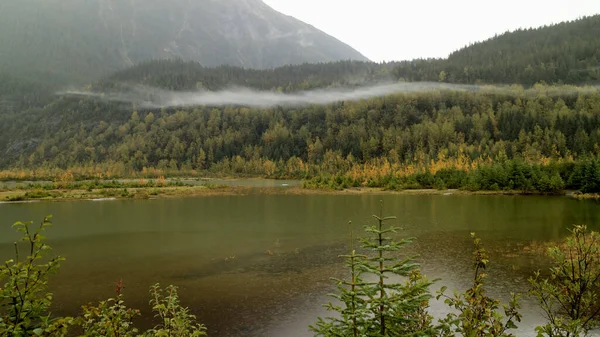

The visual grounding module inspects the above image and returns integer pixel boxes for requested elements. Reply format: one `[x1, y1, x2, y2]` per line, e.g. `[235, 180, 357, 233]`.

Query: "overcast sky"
[263, 0, 600, 62]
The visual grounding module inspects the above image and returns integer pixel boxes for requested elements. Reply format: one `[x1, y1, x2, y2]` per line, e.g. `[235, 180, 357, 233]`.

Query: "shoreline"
[0, 183, 596, 203]
[0, 185, 247, 203]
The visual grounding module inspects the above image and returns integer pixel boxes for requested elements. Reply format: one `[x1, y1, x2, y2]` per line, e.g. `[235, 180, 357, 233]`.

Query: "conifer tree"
[310, 224, 370, 337]
[582, 159, 600, 193]
[311, 204, 434, 336]
[358, 203, 434, 336]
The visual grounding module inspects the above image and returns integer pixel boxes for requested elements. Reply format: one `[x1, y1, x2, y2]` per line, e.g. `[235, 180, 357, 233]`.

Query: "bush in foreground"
[3, 214, 600, 336]
[0, 217, 205, 337]
[312, 209, 600, 337]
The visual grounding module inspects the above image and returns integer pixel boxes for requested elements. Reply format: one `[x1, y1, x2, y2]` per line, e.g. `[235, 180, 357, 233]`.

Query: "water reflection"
[0, 194, 599, 336]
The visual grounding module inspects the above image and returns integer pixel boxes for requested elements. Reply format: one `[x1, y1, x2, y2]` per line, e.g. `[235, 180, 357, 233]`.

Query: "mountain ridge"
[0, 0, 369, 84]
[1, 14, 600, 173]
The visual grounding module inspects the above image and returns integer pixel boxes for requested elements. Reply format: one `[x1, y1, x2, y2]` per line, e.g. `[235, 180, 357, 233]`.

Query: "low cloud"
[59, 82, 598, 109]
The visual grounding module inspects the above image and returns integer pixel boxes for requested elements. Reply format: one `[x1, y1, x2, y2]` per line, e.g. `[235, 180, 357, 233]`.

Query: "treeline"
[84, 12, 600, 92]
[101, 59, 394, 92]
[1, 15, 599, 160]
[2, 15, 600, 112]
[7, 85, 600, 176]
[444, 15, 600, 85]
[304, 158, 600, 194]
[395, 15, 600, 85]
[1, 15, 600, 187]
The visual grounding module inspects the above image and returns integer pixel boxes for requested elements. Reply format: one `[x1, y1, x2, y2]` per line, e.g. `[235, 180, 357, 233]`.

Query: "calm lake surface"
[1, 188, 600, 336]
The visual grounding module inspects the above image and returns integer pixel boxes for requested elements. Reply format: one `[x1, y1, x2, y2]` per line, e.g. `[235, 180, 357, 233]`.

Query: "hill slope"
[395, 15, 600, 85]
[0, 0, 369, 84]
[2, 15, 600, 170]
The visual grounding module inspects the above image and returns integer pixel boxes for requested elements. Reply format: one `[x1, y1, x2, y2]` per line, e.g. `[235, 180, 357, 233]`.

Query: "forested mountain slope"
[5, 84, 600, 172]
[99, 59, 394, 92]
[2, 15, 600, 177]
[394, 15, 600, 85]
[99, 14, 600, 92]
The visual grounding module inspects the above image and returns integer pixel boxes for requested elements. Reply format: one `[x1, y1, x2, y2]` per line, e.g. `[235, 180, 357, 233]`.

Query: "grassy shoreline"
[0, 185, 244, 202]
[2, 182, 597, 203]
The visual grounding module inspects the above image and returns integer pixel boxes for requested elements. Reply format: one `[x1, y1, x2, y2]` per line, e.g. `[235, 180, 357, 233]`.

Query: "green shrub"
[415, 171, 435, 189]
[79, 283, 206, 337]
[435, 168, 468, 189]
[24, 191, 53, 199]
[434, 177, 447, 190]
[548, 173, 566, 193]
[145, 284, 207, 336]
[436, 233, 522, 336]
[0, 216, 74, 336]
[79, 281, 140, 337]
[581, 160, 600, 193]
[7, 194, 26, 202]
[1, 217, 207, 337]
[529, 225, 600, 336]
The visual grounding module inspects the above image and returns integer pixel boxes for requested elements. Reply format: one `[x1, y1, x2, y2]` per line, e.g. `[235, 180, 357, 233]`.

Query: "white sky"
[263, 0, 600, 62]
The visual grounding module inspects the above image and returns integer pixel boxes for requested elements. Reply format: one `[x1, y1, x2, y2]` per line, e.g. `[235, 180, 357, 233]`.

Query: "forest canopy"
[0, 15, 599, 192]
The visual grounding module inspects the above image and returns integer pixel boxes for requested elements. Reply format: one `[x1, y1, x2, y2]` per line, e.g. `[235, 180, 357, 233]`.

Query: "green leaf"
[506, 320, 518, 329]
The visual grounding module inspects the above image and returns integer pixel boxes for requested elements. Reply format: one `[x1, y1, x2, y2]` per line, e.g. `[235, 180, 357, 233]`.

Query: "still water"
[1, 190, 599, 336]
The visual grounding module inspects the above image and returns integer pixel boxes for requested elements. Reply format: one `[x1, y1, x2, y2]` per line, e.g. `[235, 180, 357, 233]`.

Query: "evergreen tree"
[312, 204, 434, 336]
[310, 224, 370, 337]
[358, 204, 434, 336]
[582, 159, 600, 193]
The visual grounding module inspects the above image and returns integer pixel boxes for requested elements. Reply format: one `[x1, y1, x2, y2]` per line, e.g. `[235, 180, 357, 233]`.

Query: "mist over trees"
[0, 15, 599, 191]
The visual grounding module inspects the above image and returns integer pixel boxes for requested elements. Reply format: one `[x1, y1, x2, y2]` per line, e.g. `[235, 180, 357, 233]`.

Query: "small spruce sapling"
[312, 204, 434, 336]
[310, 223, 370, 337]
[359, 202, 434, 336]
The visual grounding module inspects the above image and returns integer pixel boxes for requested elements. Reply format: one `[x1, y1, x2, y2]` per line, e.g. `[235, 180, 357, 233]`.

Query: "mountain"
[93, 15, 600, 92]
[394, 15, 600, 85]
[0, 0, 369, 84]
[2, 14, 600, 171]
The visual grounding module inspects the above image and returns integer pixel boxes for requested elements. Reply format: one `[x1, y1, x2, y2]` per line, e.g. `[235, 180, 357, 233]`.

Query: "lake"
[1, 189, 599, 336]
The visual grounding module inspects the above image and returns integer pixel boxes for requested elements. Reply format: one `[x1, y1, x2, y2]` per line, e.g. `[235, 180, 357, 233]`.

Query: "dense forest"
[396, 14, 600, 85]
[1, 15, 600, 193]
[2, 82, 600, 192]
[11, 85, 600, 169]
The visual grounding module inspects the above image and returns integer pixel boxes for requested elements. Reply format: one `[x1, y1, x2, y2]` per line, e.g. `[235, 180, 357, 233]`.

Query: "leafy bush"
[145, 284, 207, 336]
[529, 225, 600, 336]
[434, 168, 468, 189]
[436, 233, 522, 336]
[0, 216, 74, 336]
[79, 283, 206, 337]
[1, 217, 207, 337]
[79, 280, 140, 337]
[7, 194, 26, 202]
